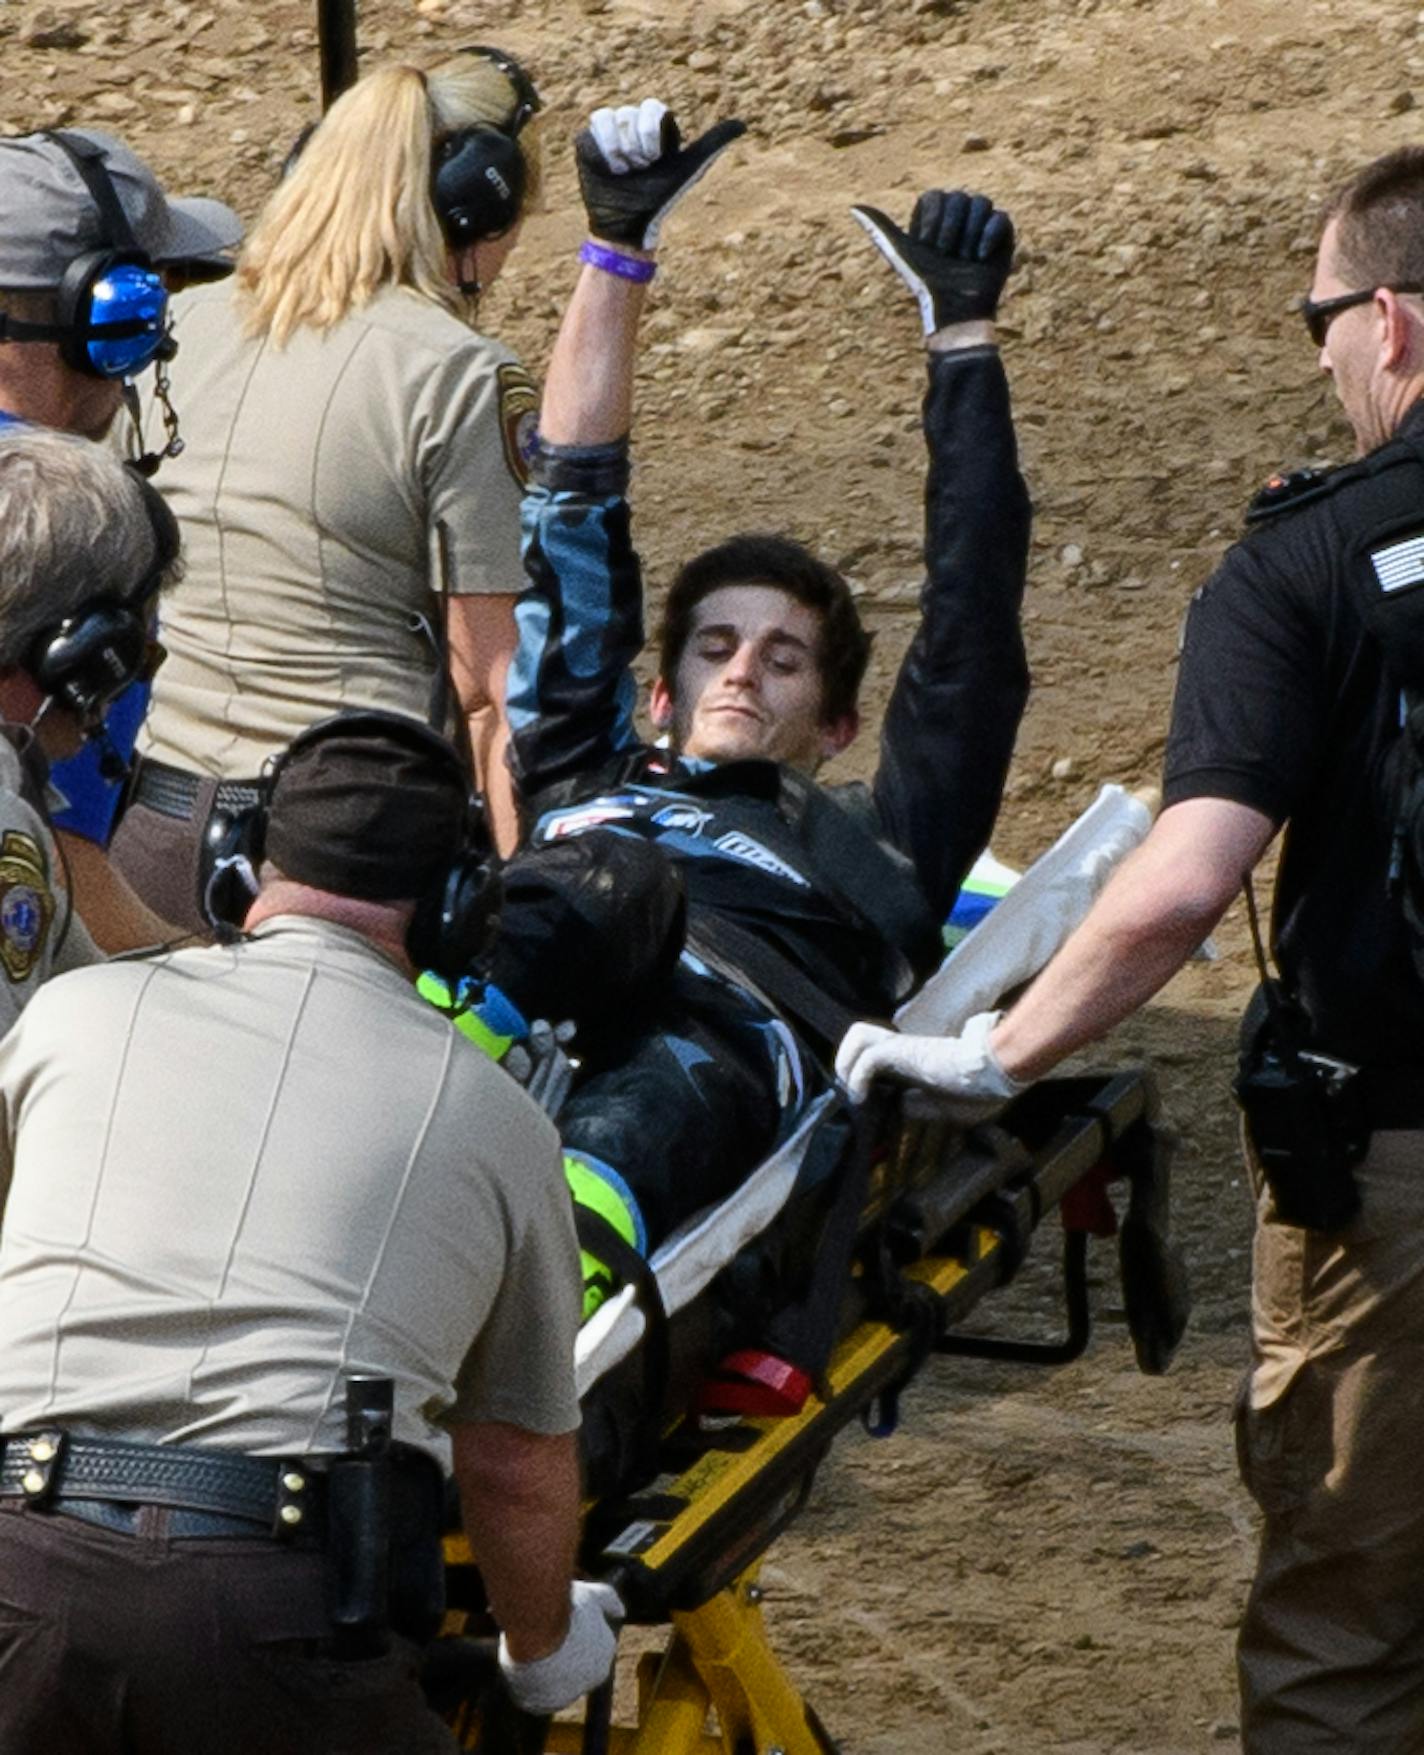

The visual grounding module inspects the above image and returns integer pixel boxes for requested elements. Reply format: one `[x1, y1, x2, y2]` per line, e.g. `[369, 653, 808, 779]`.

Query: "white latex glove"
[498, 1579, 623, 1715]
[834, 1010, 1026, 1120]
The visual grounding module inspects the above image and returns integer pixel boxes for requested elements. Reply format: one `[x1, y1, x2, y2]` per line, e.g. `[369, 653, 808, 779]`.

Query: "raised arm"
[505, 105, 744, 809]
[856, 193, 1031, 917]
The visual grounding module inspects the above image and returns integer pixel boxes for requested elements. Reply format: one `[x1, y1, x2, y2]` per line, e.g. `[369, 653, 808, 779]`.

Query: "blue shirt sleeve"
[506, 440, 645, 803]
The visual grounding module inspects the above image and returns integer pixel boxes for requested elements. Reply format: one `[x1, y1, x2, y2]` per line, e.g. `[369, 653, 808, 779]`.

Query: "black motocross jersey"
[507, 346, 1031, 1030]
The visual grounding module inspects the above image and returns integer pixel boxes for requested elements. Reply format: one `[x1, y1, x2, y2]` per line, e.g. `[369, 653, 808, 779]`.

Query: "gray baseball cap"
[0, 128, 244, 290]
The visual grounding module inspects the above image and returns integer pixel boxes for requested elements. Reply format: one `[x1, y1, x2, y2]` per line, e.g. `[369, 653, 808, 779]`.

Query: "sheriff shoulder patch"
[1369, 530, 1424, 596]
[496, 362, 539, 488]
[0, 829, 53, 983]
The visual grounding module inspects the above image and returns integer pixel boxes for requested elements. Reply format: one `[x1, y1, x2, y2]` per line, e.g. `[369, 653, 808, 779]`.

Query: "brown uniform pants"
[0, 1501, 458, 1754]
[110, 789, 220, 940]
[1237, 1127, 1424, 1752]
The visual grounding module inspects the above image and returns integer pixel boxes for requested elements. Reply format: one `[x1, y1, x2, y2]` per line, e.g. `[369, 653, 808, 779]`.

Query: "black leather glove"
[576, 100, 746, 250]
[852, 190, 1015, 333]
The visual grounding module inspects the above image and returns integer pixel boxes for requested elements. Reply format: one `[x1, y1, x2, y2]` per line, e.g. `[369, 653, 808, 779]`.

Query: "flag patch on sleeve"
[1370, 532, 1424, 594]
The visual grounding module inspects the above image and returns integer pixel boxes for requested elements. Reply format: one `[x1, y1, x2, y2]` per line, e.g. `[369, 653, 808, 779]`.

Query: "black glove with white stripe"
[576, 99, 746, 250]
[852, 190, 1015, 335]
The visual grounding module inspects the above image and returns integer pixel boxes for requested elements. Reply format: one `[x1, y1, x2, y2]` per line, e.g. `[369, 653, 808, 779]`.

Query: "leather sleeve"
[873, 347, 1031, 918]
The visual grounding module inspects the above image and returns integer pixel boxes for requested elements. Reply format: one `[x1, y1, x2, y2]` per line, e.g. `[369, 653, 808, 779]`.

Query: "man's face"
[650, 584, 857, 773]
[0, 337, 125, 440]
[1312, 217, 1392, 454]
[64, 371, 125, 441]
[49, 352, 125, 441]
[0, 668, 84, 760]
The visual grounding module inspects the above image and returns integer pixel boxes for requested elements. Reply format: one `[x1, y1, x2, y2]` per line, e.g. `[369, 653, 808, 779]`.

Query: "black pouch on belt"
[325, 1376, 395, 1657]
[1233, 981, 1368, 1232]
[325, 1378, 448, 1655]
[386, 1446, 447, 1645]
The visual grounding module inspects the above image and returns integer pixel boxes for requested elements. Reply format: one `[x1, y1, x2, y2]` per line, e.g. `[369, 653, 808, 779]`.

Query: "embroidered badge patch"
[1370, 532, 1424, 595]
[0, 830, 53, 983]
[496, 363, 539, 488]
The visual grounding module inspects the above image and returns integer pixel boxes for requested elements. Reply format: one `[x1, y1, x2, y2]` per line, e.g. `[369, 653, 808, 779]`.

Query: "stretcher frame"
[281, 9, 1173, 1742]
[438, 1062, 1171, 1753]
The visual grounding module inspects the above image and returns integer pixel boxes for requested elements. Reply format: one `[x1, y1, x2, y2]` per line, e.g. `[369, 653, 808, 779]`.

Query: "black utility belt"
[0, 1429, 324, 1544]
[1358, 1066, 1424, 1131]
[131, 758, 263, 823]
[0, 1423, 450, 1647]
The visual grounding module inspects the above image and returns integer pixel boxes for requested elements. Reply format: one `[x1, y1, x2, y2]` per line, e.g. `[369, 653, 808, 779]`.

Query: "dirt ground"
[9, 0, 1418, 1745]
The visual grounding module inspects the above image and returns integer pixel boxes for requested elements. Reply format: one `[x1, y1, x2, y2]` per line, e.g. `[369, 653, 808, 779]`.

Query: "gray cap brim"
[157, 193, 245, 266]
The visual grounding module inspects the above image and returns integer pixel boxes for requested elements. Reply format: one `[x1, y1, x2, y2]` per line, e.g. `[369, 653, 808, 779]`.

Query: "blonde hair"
[237, 54, 542, 344]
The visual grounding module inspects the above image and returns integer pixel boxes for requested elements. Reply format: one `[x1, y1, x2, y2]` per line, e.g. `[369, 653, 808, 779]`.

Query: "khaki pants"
[1237, 1127, 1424, 1752]
[110, 789, 220, 939]
[0, 1500, 458, 1754]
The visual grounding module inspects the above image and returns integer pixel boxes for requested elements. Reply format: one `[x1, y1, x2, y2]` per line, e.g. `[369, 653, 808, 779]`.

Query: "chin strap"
[122, 345, 183, 479]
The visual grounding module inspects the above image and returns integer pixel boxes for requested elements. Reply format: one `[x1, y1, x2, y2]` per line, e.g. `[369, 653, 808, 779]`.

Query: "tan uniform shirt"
[139, 284, 537, 776]
[0, 735, 99, 1038]
[0, 916, 581, 1463]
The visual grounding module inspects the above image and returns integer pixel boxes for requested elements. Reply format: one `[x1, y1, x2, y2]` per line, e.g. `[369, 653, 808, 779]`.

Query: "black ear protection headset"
[24, 467, 176, 738]
[0, 132, 173, 382]
[431, 46, 541, 257]
[283, 48, 539, 274]
[201, 709, 502, 982]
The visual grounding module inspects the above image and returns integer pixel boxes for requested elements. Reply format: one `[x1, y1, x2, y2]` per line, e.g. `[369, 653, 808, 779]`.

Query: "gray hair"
[0, 425, 174, 668]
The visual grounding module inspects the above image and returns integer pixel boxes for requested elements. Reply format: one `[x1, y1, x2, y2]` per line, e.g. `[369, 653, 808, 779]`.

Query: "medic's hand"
[503, 1019, 577, 1120]
[499, 1580, 624, 1715]
[577, 99, 746, 250]
[834, 1010, 1026, 1121]
[851, 190, 1015, 334]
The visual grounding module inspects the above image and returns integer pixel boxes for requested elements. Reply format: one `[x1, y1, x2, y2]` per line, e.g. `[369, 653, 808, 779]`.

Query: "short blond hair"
[237, 53, 542, 344]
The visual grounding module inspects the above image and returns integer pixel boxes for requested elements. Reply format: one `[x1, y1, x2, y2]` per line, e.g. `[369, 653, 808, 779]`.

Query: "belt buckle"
[15, 1430, 67, 1509]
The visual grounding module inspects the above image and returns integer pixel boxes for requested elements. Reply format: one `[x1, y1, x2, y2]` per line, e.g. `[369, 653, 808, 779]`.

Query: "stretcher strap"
[761, 1097, 876, 1387]
[686, 915, 860, 1053]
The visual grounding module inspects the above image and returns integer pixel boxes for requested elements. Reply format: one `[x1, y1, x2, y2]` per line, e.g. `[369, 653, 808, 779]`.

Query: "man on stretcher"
[429, 100, 1032, 1313]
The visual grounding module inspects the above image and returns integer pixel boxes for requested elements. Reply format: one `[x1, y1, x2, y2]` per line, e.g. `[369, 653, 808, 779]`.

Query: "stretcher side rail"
[438, 1061, 1180, 1753]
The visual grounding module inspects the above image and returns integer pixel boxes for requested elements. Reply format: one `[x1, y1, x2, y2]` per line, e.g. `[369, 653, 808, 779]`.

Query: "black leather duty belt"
[130, 759, 263, 823]
[0, 1430, 324, 1544]
[1360, 1066, 1424, 1131]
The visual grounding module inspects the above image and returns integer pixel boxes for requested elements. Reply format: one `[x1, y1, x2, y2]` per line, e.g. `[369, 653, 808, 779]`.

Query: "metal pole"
[318, 0, 359, 110]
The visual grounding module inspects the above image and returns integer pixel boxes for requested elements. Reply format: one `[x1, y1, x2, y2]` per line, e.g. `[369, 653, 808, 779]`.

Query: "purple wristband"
[579, 240, 657, 283]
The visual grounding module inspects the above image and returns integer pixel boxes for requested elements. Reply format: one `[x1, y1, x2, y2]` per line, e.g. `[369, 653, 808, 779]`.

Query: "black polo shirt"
[1163, 402, 1424, 1065]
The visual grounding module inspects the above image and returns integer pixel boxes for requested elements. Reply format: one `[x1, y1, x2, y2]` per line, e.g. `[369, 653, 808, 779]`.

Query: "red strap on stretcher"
[1060, 1160, 1119, 1238]
[694, 1349, 813, 1417]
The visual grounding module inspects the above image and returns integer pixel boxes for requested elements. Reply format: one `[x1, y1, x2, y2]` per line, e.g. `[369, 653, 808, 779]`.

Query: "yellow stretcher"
[432, 1064, 1182, 1753]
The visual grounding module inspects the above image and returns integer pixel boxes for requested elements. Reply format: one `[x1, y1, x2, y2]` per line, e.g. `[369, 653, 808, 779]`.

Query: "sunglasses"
[1299, 283, 1424, 348]
[458, 44, 542, 136]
